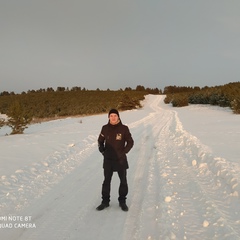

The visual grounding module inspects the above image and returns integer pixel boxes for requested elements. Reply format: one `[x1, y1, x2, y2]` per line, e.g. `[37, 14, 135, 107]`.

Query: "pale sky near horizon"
[1, 0, 240, 93]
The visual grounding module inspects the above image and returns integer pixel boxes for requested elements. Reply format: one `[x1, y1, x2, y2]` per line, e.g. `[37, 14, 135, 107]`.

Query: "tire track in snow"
[14, 150, 102, 240]
[125, 95, 240, 239]
[0, 134, 98, 214]
[0, 134, 101, 240]
[123, 96, 171, 239]
[155, 109, 240, 239]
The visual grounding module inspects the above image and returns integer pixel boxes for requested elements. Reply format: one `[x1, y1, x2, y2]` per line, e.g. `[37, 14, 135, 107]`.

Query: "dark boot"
[96, 202, 109, 211]
[119, 202, 128, 211]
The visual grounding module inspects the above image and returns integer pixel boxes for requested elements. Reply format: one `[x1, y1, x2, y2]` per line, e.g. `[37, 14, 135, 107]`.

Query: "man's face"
[109, 113, 119, 125]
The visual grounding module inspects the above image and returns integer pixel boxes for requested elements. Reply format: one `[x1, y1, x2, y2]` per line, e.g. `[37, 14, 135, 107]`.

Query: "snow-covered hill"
[0, 95, 240, 240]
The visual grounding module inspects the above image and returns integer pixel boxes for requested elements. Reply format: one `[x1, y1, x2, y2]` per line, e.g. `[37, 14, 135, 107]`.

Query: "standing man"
[96, 109, 134, 211]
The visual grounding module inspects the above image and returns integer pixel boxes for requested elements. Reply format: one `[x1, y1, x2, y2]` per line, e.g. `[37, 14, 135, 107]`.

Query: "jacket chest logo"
[116, 133, 122, 140]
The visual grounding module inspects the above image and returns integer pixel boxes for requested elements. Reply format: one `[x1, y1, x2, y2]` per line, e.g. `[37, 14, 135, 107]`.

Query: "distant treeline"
[163, 82, 240, 114]
[0, 85, 161, 120]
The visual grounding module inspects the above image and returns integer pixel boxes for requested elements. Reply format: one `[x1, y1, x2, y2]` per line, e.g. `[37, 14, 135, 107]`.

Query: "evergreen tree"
[7, 101, 32, 134]
[231, 99, 240, 114]
[117, 93, 141, 110]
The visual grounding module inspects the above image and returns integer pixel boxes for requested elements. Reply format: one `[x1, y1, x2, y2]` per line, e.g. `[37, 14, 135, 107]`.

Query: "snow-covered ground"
[0, 95, 240, 240]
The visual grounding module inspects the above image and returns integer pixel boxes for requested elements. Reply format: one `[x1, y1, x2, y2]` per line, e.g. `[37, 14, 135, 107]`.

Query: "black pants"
[101, 167, 128, 204]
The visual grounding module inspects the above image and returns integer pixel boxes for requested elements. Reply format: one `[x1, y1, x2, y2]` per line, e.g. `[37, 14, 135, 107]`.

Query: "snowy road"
[1, 95, 240, 240]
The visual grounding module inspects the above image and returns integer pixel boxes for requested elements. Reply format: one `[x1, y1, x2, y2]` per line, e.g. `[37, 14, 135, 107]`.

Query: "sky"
[1, 0, 240, 93]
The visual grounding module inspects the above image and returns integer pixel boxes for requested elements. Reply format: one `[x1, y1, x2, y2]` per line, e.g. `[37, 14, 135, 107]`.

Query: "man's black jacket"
[98, 121, 134, 171]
